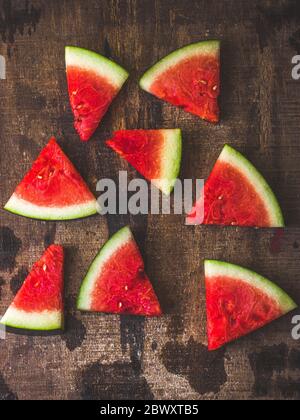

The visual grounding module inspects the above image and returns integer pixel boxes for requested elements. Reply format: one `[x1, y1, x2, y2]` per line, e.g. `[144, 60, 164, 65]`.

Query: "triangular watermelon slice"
[205, 260, 297, 351]
[106, 129, 182, 195]
[77, 226, 162, 317]
[140, 41, 220, 123]
[66, 46, 129, 141]
[4, 137, 98, 220]
[187, 145, 285, 227]
[1, 245, 64, 331]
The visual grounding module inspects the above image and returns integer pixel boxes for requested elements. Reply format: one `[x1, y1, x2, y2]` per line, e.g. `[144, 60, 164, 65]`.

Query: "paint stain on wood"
[0, 0, 41, 44]
[104, 37, 112, 59]
[10, 267, 28, 295]
[62, 296, 86, 352]
[256, 0, 300, 51]
[161, 338, 227, 395]
[167, 314, 185, 338]
[120, 316, 145, 373]
[289, 28, 300, 53]
[0, 374, 18, 400]
[0, 227, 21, 272]
[44, 225, 57, 248]
[151, 341, 158, 352]
[249, 344, 300, 399]
[78, 362, 154, 400]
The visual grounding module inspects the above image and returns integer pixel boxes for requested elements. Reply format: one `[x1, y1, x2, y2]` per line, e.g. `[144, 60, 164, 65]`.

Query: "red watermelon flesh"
[66, 47, 129, 141]
[187, 145, 284, 227]
[13, 246, 64, 312]
[67, 67, 118, 141]
[91, 241, 161, 315]
[207, 277, 282, 351]
[140, 41, 220, 123]
[106, 129, 182, 195]
[107, 130, 163, 179]
[205, 261, 297, 351]
[1, 245, 64, 331]
[77, 226, 162, 317]
[150, 55, 219, 122]
[196, 161, 270, 226]
[4, 137, 97, 220]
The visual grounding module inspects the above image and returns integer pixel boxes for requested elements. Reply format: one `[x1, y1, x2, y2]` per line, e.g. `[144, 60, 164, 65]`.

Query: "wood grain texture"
[0, 0, 300, 400]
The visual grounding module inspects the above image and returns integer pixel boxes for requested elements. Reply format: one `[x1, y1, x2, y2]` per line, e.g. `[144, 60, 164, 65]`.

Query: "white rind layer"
[152, 129, 182, 196]
[140, 40, 220, 92]
[77, 226, 133, 310]
[65, 46, 129, 88]
[1, 307, 63, 331]
[4, 194, 98, 221]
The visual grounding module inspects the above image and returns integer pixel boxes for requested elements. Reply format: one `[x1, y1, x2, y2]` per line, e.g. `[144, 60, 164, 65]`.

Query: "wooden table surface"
[1, 0, 300, 400]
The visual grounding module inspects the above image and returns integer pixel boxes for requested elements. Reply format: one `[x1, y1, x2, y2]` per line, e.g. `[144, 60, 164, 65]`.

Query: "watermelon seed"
[43, 264, 47, 272]
[213, 85, 218, 91]
[118, 302, 123, 309]
[218, 195, 223, 200]
[124, 285, 129, 292]
[37, 174, 43, 180]
[199, 80, 207, 85]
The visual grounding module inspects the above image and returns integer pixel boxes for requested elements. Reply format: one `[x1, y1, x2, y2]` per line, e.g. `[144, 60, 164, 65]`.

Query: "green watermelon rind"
[205, 260, 297, 314]
[77, 226, 133, 311]
[65, 46, 129, 88]
[151, 129, 182, 196]
[139, 40, 220, 92]
[220, 145, 285, 227]
[4, 194, 99, 221]
[0, 308, 63, 331]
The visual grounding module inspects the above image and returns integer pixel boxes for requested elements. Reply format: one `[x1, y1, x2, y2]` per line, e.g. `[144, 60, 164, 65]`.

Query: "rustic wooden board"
[1, 0, 300, 400]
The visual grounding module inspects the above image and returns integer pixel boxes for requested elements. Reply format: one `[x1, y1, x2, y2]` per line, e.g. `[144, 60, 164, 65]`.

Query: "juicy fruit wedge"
[1, 246, 64, 331]
[140, 41, 220, 123]
[187, 145, 285, 227]
[77, 226, 162, 317]
[4, 137, 98, 220]
[106, 129, 182, 195]
[205, 260, 297, 351]
[66, 46, 129, 141]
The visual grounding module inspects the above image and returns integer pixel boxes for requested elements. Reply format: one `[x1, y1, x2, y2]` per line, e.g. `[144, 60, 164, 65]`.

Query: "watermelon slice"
[66, 46, 129, 141]
[77, 226, 162, 317]
[106, 129, 182, 195]
[1, 245, 64, 331]
[4, 137, 98, 220]
[139, 41, 220, 123]
[205, 260, 297, 351]
[187, 145, 285, 227]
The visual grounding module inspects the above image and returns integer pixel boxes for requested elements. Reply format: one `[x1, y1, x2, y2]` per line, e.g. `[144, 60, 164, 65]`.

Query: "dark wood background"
[0, 0, 300, 400]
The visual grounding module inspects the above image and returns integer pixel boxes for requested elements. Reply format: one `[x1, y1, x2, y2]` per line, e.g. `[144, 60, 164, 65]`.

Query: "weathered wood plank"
[0, 0, 300, 400]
